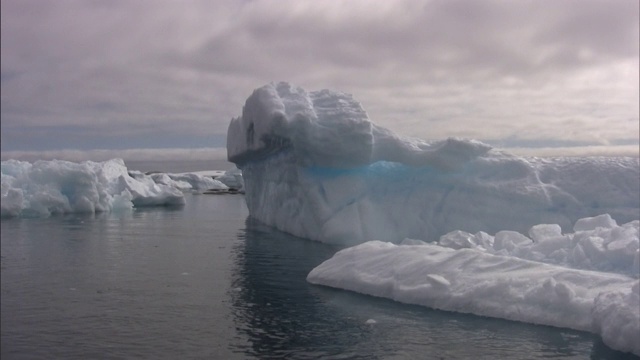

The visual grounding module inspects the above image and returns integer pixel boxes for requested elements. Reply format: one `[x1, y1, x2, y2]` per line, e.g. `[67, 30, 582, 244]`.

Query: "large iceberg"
[227, 82, 639, 245]
[0, 158, 233, 217]
[228, 82, 640, 356]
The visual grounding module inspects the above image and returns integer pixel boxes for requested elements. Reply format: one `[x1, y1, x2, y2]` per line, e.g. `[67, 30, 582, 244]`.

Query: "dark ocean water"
[1, 193, 637, 359]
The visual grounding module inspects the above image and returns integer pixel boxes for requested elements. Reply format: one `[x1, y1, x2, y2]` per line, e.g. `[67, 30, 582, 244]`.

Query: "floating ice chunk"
[154, 172, 228, 192]
[307, 240, 640, 356]
[1, 158, 185, 217]
[150, 173, 193, 191]
[0, 185, 24, 217]
[216, 167, 244, 190]
[116, 169, 184, 207]
[592, 280, 640, 356]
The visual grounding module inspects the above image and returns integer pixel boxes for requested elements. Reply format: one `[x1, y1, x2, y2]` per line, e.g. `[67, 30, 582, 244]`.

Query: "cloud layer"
[1, 0, 638, 158]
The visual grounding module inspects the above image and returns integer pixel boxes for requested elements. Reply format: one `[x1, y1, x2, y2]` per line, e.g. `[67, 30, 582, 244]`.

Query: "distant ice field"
[1, 158, 243, 218]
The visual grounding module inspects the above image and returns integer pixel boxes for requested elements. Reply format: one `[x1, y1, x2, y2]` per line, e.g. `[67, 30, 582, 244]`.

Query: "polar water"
[227, 82, 640, 356]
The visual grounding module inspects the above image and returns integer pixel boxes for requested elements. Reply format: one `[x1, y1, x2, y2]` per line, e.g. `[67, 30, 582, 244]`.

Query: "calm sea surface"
[1, 193, 637, 359]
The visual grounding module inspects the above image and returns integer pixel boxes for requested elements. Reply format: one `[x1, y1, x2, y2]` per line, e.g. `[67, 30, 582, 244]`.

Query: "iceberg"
[228, 82, 640, 355]
[1, 158, 184, 217]
[214, 167, 244, 191]
[0, 158, 233, 217]
[227, 82, 639, 245]
[307, 238, 640, 356]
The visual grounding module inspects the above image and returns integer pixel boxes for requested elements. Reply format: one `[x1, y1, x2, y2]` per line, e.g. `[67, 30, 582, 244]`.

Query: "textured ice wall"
[228, 82, 640, 244]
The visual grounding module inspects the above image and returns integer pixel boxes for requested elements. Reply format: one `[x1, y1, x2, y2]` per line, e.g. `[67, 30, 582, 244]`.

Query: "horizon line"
[1, 144, 639, 163]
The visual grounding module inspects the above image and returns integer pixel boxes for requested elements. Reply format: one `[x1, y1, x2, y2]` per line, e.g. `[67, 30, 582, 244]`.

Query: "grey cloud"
[1, 0, 638, 156]
[532, 0, 639, 58]
[185, 0, 638, 82]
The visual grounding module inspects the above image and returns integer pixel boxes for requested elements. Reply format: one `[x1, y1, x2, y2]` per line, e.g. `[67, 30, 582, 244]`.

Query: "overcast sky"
[1, 0, 638, 161]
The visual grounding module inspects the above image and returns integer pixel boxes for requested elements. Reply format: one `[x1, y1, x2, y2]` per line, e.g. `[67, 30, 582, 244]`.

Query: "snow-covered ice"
[436, 215, 639, 276]
[227, 82, 640, 355]
[214, 167, 244, 191]
[228, 82, 639, 245]
[148, 171, 227, 192]
[1, 158, 237, 217]
[307, 238, 640, 356]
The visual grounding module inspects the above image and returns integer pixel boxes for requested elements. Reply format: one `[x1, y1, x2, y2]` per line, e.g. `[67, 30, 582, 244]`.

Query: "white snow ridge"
[228, 82, 640, 356]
